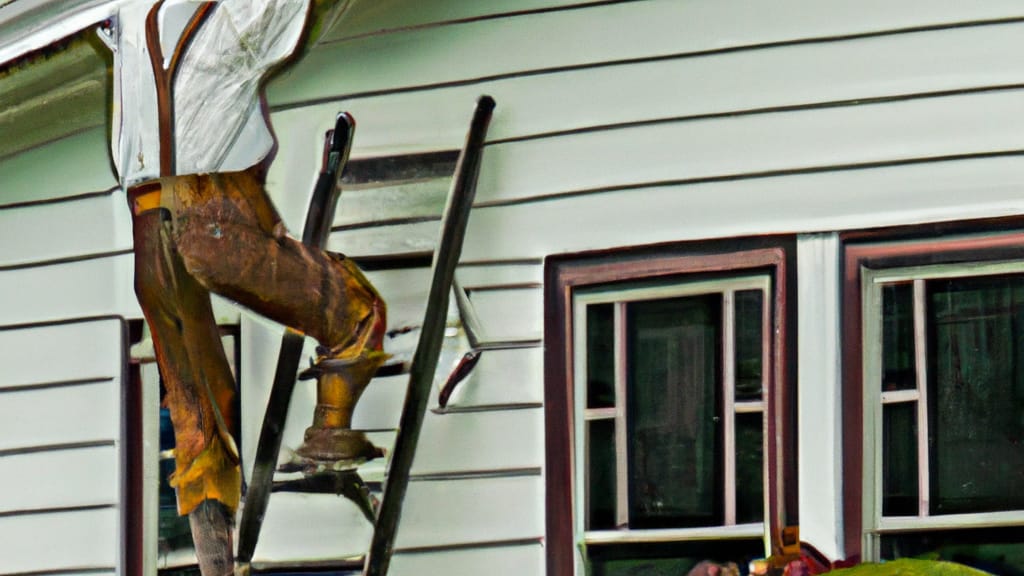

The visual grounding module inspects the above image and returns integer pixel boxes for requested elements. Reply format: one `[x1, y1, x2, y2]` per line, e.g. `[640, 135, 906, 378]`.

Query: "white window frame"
[861, 259, 1024, 559]
[572, 274, 772, 553]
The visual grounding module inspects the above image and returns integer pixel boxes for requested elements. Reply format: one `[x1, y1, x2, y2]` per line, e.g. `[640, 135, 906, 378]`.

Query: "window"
[545, 242, 797, 576]
[845, 230, 1024, 570]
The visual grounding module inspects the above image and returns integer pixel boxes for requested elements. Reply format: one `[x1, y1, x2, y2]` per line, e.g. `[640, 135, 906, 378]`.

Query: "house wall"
[0, 121, 134, 573]
[1, 0, 1024, 573]
[257, 0, 1024, 571]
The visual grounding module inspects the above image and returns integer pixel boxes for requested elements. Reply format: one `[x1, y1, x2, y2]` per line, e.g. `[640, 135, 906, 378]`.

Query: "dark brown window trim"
[840, 221, 1024, 562]
[543, 236, 798, 575]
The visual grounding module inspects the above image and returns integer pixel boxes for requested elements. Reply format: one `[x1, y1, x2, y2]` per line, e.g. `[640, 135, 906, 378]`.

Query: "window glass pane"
[735, 411, 764, 524]
[882, 402, 919, 516]
[587, 303, 616, 409]
[626, 294, 721, 528]
[928, 275, 1024, 515]
[587, 418, 617, 530]
[882, 283, 916, 391]
[734, 290, 764, 401]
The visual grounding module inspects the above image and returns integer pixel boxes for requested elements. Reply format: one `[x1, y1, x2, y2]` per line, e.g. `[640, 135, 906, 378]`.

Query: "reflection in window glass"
[734, 290, 764, 401]
[626, 295, 721, 528]
[882, 401, 918, 517]
[587, 418, 617, 530]
[882, 283, 916, 392]
[928, 275, 1024, 515]
[735, 411, 764, 524]
[587, 303, 616, 409]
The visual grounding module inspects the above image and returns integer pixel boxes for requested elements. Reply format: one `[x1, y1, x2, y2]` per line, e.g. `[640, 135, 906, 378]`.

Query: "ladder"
[236, 96, 496, 575]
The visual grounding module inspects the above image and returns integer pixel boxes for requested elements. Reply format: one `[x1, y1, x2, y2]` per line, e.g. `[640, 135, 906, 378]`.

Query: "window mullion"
[912, 279, 930, 518]
[723, 290, 737, 526]
[614, 302, 630, 529]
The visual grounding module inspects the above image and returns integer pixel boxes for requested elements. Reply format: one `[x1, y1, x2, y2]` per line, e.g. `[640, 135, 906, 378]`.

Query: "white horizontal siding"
[0, 507, 118, 575]
[0, 445, 119, 513]
[466, 287, 542, 342]
[246, 0, 1024, 571]
[320, 0, 600, 43]
[356, 347, 544, 411]
[395, 475, 543, 549]
[390, 543, 545, 576]
[0, 126, 117, 207]
[330, 154, 1024, 262]
[269, 19, 1024, 163]
[0, 320, 121, 388]
[0, 254, 140, 326]
[0, 374, 119, 456]
[267, 0, 1024, 106]
[0, 191, 131, 268]
[252, 491, 374, 562]
[253, 475, 543, 562]
[472, 89, 1024, 206]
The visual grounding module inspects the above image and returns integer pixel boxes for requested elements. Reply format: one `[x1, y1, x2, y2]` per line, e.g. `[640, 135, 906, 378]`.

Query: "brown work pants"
[130, 166, 382, 518]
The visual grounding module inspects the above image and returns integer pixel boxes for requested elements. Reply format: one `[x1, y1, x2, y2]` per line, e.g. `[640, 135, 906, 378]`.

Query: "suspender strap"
[143, 1, 216, 177]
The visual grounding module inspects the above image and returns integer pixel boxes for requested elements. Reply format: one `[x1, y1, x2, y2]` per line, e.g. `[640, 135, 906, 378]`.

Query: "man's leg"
[167, 167, 387, 461]
[130, 201, 240, 575]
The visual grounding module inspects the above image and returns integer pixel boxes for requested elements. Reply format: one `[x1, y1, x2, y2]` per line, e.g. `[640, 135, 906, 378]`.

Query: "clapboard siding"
[390, 542, 545, 576]
[327, 87, 1024, 258]
[355, 347, 544, 412]
[466, 287, 542, 342]
[0, 255, 139, 326]
[0, 445, 119, 513]
[0, 374, 119, 455]
[350, 400, 543, 474]
[335, 177, 451, 228]
[0, 191, 130, 268]
[319, 0, 615, 44]
[0, 320, 121, 387]
[0, 126, 117, 207]
[0, 507, 119, 575]
[472, 89, 1024, 207]
[267, 0, 1024, 107]
[269, 19, 1024, 163]
[254, 475, 543, 562]
[253, 492, 374, 562]
[329, 154, 1024, 262]
[395, 475, 543, 549]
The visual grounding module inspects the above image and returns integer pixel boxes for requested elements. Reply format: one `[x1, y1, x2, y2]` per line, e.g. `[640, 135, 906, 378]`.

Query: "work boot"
[295, 349, 389, 463]
[294, 296, 388, 466]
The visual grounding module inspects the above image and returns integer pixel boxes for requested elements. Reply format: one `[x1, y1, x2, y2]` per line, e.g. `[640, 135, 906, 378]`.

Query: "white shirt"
[110, 0, 309, 186]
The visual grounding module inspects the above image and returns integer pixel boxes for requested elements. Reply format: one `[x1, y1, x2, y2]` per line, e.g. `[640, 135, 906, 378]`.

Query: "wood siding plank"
[269, 20, 1024, 162]
[320, 0, 608, 44]
[332, 154, 1024, 262]
[251, 492, 374, 563]
[473, 89, 1024, 207]
[0, 446, 119, 514]
[350, 405, 543, 475]
[389, 542, 544, 576]
[0, 320, 121, 389]
[0, 507, 118, 574]
[0, 255, 140, 326]
[335, 177, 451, 228]
[0, 381, 119, 452]
[0, 127, 117, 207]
[393, 476, 543, 549]
[466, 287, 542, 342]
[267, 0, 1024, 107]
[0, 193, 129, 268]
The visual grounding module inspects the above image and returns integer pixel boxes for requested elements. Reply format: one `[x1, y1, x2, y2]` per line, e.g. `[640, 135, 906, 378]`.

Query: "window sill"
[875, 510, 1024, 533]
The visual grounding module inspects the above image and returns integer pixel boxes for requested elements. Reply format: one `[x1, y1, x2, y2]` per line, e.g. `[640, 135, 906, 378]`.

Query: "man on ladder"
[104, 1, 386, 574]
